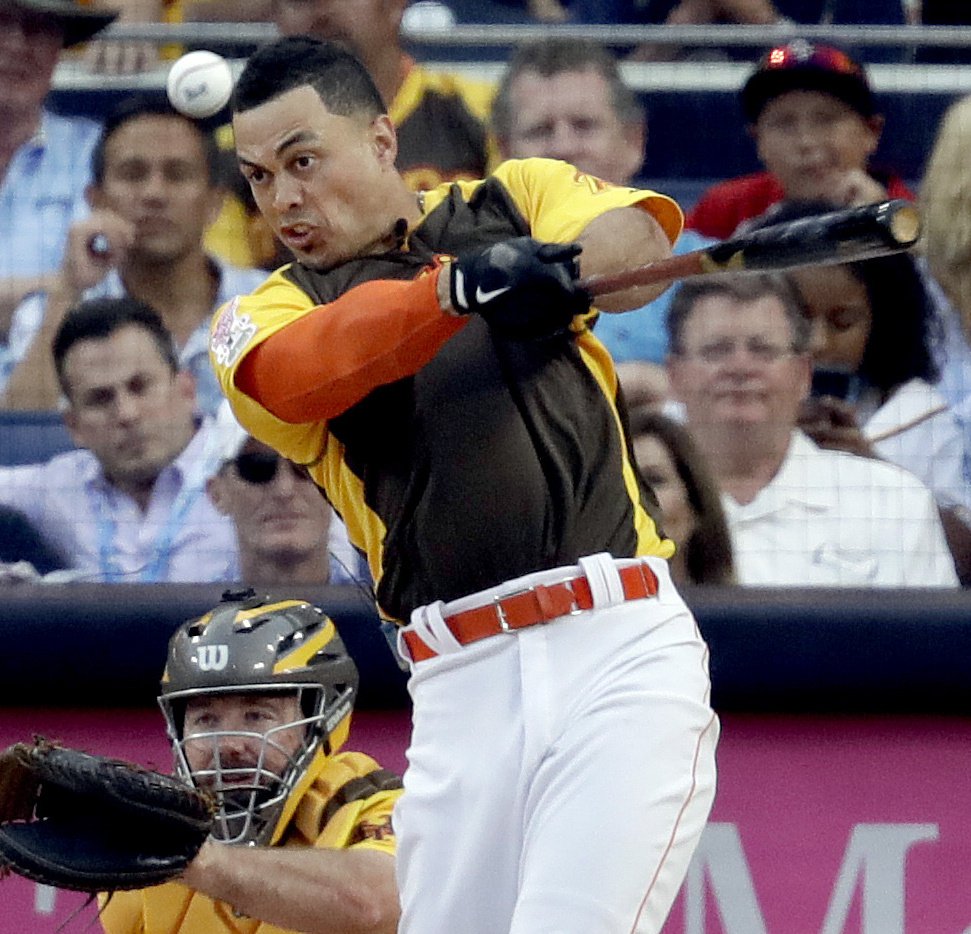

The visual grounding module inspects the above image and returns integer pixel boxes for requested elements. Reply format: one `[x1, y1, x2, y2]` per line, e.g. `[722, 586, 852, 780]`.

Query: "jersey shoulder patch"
[210, 296, 258, 368]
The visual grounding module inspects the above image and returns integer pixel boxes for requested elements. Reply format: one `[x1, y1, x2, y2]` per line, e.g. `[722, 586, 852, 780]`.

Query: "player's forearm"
[181, 842, 399, 934]
[577, 206, 674, 312]
[235, 268, 464, 423]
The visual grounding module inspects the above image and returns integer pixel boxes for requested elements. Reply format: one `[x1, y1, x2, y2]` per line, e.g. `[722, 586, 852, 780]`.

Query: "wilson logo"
[196, 645, 229, 671]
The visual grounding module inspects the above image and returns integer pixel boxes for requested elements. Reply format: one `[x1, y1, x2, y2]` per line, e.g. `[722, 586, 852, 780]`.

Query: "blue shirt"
[0, 109, 100, 280]
[590, 229, 713, 364]
[0, 420, 238, 583]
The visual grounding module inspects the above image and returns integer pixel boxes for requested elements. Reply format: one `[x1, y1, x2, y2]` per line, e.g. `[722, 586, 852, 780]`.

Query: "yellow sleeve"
[477, 158, 683, 246]
[315, 789, 402, 858]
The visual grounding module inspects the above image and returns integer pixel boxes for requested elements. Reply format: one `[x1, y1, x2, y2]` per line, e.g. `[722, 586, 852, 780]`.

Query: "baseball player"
[212, 36, 718, 934]
[98, 591, 403, 934]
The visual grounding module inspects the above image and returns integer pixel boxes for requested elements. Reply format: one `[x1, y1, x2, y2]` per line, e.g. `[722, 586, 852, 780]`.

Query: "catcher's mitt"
[0, 737, 215, 892]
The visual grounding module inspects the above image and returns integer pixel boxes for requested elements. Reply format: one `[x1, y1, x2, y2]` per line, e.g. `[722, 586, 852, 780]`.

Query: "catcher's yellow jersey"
[98, 752, 401, 934]
[211, 158, 681, 624]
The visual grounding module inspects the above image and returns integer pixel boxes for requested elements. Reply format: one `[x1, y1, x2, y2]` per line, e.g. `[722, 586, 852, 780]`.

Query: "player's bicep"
[578, 207, 675, 312]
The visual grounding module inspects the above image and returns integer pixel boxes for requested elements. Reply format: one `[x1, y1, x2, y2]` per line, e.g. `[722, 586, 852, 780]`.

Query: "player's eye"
[291, 153, 316, 172]
[242, 166, 267, 185]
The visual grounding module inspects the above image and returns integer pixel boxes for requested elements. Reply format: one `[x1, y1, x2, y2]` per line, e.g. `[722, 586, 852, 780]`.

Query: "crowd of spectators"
[2, 0, 970, 594]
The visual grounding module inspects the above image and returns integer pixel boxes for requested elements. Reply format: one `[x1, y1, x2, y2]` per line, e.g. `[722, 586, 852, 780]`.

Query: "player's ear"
[370, 114, 398, 169]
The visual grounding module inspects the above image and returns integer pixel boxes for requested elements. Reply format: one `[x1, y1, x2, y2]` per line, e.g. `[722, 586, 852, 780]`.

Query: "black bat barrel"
[703, 200, 921, 273]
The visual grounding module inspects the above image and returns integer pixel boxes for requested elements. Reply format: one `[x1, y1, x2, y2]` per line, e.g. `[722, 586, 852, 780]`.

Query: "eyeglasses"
[232, 451, 307, 485]
[761, 41, 863, 79]
[679, 338, 798, 366]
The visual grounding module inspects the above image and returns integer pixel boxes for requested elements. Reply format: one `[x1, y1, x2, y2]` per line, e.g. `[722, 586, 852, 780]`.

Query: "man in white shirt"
[666, 274, 959, 587]
[0, 295, 236, 582]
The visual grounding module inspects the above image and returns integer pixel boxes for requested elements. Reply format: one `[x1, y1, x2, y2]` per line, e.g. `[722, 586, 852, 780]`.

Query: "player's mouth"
[279, 223, 317, 251]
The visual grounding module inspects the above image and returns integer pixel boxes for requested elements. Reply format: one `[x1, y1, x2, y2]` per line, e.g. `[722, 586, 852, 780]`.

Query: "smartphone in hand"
[810, 366, 863, 403]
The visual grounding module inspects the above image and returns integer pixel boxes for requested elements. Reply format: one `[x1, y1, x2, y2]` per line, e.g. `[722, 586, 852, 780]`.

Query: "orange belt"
[401, 562, 659, 663]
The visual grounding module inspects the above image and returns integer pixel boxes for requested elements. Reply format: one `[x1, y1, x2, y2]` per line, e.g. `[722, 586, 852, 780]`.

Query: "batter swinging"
[212, 36, 718, 934]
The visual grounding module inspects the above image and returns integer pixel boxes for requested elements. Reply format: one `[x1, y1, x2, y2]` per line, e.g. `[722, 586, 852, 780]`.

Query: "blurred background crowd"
[3, 0, 971, 596]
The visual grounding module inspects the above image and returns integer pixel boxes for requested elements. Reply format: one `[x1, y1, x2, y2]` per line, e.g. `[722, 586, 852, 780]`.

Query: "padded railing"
[3, 582, 969, 713]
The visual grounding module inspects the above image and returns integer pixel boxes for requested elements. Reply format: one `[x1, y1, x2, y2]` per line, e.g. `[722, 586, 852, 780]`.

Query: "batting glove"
[449, 237, 590, 340]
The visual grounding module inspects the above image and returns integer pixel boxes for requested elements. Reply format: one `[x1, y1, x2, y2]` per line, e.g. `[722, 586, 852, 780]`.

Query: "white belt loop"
[407, 600, 464, 656]
[578, 552, 625, 608]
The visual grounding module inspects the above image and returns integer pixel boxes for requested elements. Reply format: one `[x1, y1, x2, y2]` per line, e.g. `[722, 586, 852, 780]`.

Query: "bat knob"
[882, 201, 921, 247]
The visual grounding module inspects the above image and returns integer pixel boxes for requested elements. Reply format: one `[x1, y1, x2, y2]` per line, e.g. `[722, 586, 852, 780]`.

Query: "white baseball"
[166, 50, 234, 119]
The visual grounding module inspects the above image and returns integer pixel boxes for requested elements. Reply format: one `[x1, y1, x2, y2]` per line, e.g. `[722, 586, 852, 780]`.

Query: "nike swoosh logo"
[475, 285, 512, 304]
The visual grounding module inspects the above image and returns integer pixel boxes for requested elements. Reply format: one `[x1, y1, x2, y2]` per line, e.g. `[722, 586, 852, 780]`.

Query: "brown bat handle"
[578, 199, 921, 299]
[579, 251, 705, 298]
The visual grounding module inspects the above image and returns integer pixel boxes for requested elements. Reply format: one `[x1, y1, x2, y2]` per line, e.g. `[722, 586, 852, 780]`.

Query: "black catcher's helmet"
[159, 590, 358, 845]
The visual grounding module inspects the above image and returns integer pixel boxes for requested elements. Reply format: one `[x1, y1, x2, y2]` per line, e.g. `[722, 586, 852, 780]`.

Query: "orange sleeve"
[236, 266, 467, 423]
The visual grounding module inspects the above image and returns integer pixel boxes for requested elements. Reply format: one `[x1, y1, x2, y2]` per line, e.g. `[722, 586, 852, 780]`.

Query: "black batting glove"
[449, 237, 590, 340]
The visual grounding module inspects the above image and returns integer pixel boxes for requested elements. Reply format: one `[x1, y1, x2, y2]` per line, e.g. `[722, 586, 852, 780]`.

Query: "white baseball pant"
[394, 553, 719, 934]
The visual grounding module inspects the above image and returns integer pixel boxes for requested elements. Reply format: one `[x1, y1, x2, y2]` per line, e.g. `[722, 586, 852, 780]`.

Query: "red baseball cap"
[741, 40, 877, 123]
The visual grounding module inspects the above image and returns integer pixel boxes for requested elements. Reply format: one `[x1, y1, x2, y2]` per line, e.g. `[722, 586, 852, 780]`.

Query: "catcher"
[0, 591, 402, 934]
[113, 591, 402, 933]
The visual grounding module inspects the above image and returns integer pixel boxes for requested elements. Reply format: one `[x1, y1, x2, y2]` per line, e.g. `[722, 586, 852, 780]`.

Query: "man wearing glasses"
[686, 40, 914, 239]
[666, 274, 958, 587]
[206, 400, 368, 588]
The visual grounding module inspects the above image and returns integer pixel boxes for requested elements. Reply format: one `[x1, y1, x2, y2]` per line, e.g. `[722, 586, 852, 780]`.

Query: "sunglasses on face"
[232, 451, 307, 485]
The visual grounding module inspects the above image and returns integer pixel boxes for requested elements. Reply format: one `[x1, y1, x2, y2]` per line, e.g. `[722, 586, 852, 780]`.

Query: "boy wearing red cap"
[686, 39, 914, 239]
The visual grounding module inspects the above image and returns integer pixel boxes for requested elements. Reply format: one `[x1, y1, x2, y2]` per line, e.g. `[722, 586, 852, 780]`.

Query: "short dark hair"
[233, 36, 386, 119]
[53, 297, 180, 397]
[492, 38, 643, 141]
[667, 274, 813, 356]
[91, 94, 222, 186]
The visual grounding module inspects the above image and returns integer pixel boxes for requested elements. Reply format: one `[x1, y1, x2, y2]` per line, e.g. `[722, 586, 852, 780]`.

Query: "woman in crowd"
[628, 408, 735, 586]
[748, 200, 968, 514]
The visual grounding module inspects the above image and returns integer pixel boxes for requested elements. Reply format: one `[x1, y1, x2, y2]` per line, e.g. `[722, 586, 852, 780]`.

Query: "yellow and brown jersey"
[211, 158, 681, 624]
[98, 752, 401, 934]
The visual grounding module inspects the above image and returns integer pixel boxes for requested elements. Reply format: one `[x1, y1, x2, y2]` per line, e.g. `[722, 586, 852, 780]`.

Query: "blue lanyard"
[90, 473, 206, 583]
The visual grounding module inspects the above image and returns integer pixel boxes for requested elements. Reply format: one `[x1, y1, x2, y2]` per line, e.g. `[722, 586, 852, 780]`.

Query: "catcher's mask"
[158, 590, 358, 846]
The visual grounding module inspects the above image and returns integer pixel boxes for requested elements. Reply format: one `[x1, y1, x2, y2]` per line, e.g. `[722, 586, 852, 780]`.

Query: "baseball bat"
[578, 199, 921, 298]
